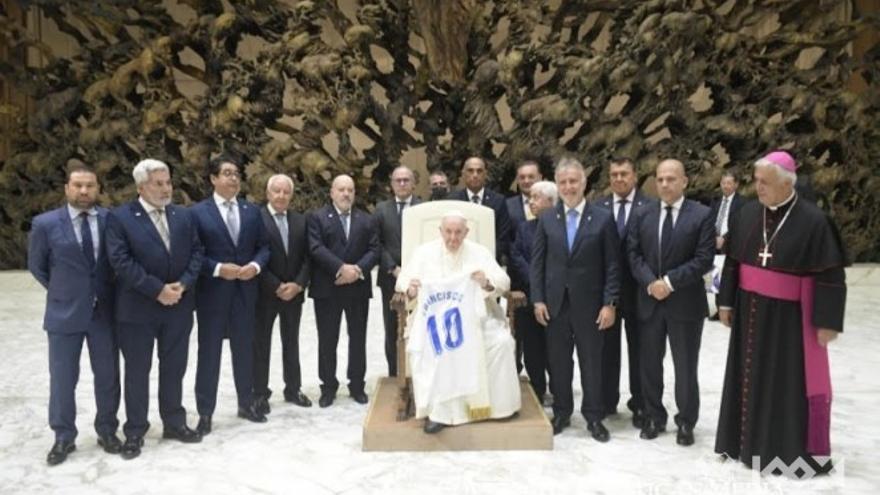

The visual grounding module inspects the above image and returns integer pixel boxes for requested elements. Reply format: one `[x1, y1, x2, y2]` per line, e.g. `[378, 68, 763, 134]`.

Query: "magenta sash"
[739, 263, 832, 456]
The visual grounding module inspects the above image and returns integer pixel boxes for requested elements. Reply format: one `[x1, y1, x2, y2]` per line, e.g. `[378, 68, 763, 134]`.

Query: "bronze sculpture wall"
[0, 0, 878, 268]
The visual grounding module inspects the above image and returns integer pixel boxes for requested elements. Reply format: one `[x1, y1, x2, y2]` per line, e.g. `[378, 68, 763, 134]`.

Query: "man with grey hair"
[715, 151, 848, 475]
[531, 157, 620, 441]
[397, 211, 521, 434]
[509, 180, 556, 404]
[105, 159, 204, 459]
[374, 166, 422, 376]
[252, 174, 312, 414]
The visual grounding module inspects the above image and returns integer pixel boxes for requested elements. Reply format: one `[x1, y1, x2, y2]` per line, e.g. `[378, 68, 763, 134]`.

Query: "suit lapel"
[570, 205, 593, 254]
[263, 206, 284, 252]
[207, 199, 236, 248]
[132, 202, 169, 252]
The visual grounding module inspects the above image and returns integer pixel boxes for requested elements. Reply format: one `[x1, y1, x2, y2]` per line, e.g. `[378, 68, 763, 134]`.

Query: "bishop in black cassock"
[715, 151, 848, 475]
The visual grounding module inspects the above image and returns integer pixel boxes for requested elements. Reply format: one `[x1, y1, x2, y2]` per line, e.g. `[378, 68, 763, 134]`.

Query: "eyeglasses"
[393, 178, 412, 184]
[219, 170, 241, 178]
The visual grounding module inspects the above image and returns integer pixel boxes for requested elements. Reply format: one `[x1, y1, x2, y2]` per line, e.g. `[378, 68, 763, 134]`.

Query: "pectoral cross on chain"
[759, 246, 773, 267]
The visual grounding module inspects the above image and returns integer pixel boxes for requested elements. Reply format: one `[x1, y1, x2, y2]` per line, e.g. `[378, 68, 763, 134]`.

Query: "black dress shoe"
[196, 415, 212, 436]
[46, 440, 76, 466]
[350, 391, 369, 405]
[162, 425, 202, 443]
[285, 390, 313, 408]
[631, 409, 646, 429]
[255, 396, 271, 415]
[120, 436, 144, 460]
[97, 433, 122, 454]
[238, 404, 268, 423]
[423, 419, 447, 434]
[551, 415, 570, 435]
[318, 393, 335, 408]
[676, 424, 695, 446]
[640, 419, 666, 440]
[587, 421, 610, 443]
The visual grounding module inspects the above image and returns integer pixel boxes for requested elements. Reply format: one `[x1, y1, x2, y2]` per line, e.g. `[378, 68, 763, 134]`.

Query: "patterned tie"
[340, 212, 350, 240]
[79, 212, 95, 269]
[275, 212, 289, 254]
[660, 205, 674, 269]
[225, 200, 239, 245]
[566, 208, 579, 253]
[151, 209, 171, 251]
[616, 199, 628, 238]
[471, 194, 480, 204]
[715, 197, 729, 235]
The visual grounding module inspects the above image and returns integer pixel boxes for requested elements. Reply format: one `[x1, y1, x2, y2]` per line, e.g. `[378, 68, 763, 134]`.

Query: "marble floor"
[0, 267, 878, 495]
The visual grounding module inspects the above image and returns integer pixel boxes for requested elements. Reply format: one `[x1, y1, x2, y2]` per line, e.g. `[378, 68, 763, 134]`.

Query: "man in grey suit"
[28, 159, 121, 465]
[374, 166, 422, 376]
[627, 159, 714, 446]
[531, 157, 620, 442]
[253, 174, 312, 414]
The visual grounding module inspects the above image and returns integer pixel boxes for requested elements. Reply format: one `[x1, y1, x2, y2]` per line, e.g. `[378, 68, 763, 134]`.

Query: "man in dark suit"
[626, 159, 715, 446]
[253, 174, 312, 415]
[509, 180, 556, 403]
[709, 171, 744, 252]
[594, 157, 650, 428]
[105, 159, 203, 459]
[28, 160, 121, 465]
[374, 166, 421, 376]
[448, 156, 512, 263]
[428, 170, 450, 200]
[308, 174, 379, 407]
[505, 160, 543, 229]
[531, 157, 620, 442]
[191, 156, 271, 434]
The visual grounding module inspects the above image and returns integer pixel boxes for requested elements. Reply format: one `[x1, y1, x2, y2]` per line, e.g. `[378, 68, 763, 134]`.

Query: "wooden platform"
[362, 377, 553, 451]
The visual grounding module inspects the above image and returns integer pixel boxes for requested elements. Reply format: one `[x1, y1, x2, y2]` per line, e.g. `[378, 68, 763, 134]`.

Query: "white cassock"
[396, 238, 521, 425]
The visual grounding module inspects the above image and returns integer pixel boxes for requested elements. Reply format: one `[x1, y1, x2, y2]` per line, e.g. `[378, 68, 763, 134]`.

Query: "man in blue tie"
[307, 174, 379, 407]
[191, 156, 271, 434]
[28, 159, 121, 465]
[626, 159, 715, 446]
[594, 157, 650, 428]
[105, 158, 204, 459]
[530, 157, 620, 441]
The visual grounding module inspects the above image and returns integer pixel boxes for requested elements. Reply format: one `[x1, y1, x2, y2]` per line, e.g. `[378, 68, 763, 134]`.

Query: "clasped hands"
[218, 263, 259, 281]
[406, 270, 492, 299]
[335, 264, 362, 285]
[157, 282, 185, 306]
[648, 278, 672, 300]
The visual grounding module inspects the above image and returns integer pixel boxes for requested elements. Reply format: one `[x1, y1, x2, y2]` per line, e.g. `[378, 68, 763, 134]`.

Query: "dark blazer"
[374, 196, 422, 288]
[594, 191, 650, 314]
[626, 198, 715, 322]
[509, 219, 536, 294]
[709, 192, 744, 231]
[28, 206, 115, 333]
[449, 188, 512, 262]
[506, 194, 529, 230]
[307, 204, 379, 299]
[191, 197, 270, 324]
[530, 202, 621, 323]
[258, 205, 310, 303]
[105, 201, 203, 323]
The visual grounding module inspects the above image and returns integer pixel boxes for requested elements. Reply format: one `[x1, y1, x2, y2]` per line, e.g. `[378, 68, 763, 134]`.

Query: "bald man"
[626, 159, 714, 446]
[307, 174, 379, 407]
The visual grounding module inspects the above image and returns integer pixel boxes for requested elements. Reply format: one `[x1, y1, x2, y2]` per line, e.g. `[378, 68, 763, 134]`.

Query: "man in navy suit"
[374, 166, 421, 376]
[253, 174, 312, 414]
[531, 157, 620, 442]
[308, 174, 379, 407]
[505, 160, 543, 230]
[28, 160, 121, 465]
[594, 157, 650, 428]
[626, 159, 714, 446]
[448, 156, 512, 264]
[105, 159, 204, 459]
[709, 171, 744, 253]
[509, 180, 556, 403]
[191, 156, 271, 434]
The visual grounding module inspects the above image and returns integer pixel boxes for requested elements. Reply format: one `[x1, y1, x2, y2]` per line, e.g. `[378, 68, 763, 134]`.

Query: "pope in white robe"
[396, 212, 521, 433]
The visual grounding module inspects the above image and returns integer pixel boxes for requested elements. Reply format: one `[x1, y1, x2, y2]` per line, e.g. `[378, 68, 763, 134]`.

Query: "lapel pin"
[135, 212, 141, 217]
